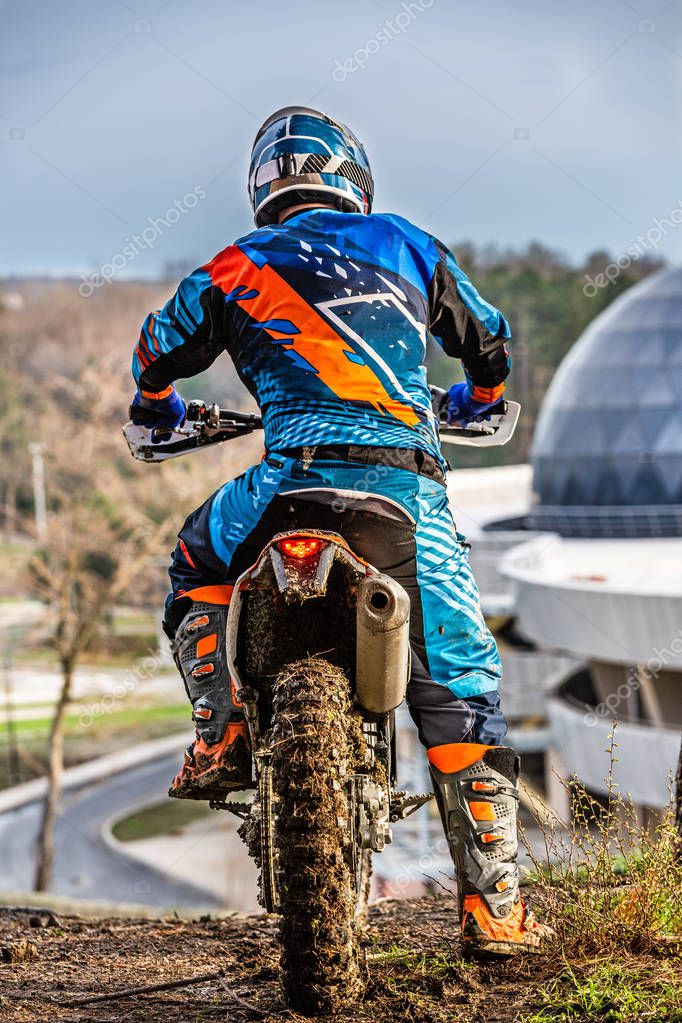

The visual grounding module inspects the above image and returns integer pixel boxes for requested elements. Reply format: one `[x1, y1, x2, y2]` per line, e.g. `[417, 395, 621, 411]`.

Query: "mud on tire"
[269, 657, 365, 1015]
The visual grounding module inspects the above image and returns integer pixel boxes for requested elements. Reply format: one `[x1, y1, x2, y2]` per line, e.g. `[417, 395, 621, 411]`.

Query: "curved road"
[0, 755, 223, 911]
[0, 750, 548, 911]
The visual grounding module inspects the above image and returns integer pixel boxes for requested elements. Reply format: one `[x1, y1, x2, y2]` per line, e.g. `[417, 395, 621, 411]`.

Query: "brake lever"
[123, 401, 263, 462]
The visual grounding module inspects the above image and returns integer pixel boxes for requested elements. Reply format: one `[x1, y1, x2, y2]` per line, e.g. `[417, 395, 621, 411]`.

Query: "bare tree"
[27, 505, 172, 891]
[1, 298, 264, 890]
[21, 377, 178, 891]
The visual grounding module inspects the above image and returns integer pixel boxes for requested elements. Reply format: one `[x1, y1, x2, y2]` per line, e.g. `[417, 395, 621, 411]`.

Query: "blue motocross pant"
[164, 454, 508, 748]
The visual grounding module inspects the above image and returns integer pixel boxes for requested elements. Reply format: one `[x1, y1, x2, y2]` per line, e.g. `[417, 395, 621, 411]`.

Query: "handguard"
[123, 401, 262, 462]
[429, 386, 520, 448]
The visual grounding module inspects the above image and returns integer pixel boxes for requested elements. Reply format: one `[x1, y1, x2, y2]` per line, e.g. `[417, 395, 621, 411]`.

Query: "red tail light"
[277, 537, 324, 560]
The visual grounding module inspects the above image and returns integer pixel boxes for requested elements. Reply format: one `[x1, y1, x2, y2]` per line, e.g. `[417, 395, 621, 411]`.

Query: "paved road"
[0, 746, 551, 912]
[0, 754, 222, 911]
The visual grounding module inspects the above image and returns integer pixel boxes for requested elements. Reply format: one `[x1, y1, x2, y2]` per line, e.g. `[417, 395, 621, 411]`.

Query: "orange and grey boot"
[428, 742, 554, 957]
[168, 589, 252, 800]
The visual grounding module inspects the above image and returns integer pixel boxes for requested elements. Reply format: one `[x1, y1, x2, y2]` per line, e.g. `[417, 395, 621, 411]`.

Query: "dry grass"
[518, 732, 682, 1021]
[523, 743, 682, 957]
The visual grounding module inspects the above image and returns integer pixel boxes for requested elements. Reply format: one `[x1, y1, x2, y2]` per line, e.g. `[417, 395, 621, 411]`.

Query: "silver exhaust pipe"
[355, 574, 410, 715]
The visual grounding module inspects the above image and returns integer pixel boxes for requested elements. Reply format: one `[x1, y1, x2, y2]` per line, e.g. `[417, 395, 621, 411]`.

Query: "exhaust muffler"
[355, 574, 410, 715]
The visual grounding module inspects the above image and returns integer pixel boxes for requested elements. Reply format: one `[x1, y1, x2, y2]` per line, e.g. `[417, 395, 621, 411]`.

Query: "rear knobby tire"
[269, 657, 365, 1015]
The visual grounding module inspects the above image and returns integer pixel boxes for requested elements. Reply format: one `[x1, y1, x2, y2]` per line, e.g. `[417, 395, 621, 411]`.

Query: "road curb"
[98, 775, 254, 909]
[0, 732, 189, 815]
[0, 890, 254, 920]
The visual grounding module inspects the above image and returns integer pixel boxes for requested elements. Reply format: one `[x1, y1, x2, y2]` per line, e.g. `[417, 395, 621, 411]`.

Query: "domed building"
[498, 268, 682, 818]
[530, 267, 682, 536]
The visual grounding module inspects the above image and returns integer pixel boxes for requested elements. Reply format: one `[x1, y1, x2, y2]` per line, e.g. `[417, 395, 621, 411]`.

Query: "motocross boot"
[428, 742, 554, 957]
[168, 591, 251, 799]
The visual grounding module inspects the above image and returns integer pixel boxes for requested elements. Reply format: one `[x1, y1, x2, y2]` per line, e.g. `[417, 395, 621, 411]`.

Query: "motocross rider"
[130, 106, 552, 956]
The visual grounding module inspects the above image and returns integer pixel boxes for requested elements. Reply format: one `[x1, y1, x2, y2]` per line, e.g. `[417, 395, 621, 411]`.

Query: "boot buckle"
[187, 614, 210, 633]
[193, 706, 213, 721]
[191, 662, 215, 678]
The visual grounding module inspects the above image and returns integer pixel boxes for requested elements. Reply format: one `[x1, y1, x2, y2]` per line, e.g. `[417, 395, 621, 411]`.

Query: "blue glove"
[447, 382, 496, 425]
[130, 386, 186, 431]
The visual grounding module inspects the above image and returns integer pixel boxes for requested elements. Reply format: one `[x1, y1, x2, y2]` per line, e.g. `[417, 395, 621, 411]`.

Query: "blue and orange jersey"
[132, 210, 511, 467]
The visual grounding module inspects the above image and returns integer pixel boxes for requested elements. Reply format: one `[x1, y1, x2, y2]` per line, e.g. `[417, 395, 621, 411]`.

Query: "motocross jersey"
[132, 209, 511, 467]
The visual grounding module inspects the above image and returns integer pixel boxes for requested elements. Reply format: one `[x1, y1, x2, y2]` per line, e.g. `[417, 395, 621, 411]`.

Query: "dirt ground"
[0, 897, 567, 1023]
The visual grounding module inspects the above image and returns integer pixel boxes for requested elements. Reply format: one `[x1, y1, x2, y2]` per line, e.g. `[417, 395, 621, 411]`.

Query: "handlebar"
[181, 392, 517, 449]
[187, 391, 505, 432]
[185, 400, 262, 432]
[123, 392, 519, 462]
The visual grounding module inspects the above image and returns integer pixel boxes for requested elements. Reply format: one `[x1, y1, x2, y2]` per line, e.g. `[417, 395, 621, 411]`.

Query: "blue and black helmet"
[248, 106, 374, 227]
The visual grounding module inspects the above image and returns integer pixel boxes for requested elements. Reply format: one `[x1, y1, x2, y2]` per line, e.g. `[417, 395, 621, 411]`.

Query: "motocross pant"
[164, 454, 508, 748]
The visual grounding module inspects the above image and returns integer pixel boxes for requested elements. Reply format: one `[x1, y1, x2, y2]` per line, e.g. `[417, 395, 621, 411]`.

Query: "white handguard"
[428, 386, 521, 448]
[122, 401, 262, 462]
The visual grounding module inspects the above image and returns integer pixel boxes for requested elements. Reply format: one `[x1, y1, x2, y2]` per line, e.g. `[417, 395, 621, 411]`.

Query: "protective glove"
[446, 382, 496, 425]
[129, 385, 186, 431]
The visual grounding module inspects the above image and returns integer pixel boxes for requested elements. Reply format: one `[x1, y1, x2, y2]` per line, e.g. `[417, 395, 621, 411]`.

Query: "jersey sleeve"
[132, 267, 223, 394]
[427, 239, 511, 404]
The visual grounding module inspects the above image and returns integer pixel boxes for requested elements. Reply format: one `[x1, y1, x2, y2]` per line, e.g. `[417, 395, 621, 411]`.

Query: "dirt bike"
[124, 390, 519, 1014]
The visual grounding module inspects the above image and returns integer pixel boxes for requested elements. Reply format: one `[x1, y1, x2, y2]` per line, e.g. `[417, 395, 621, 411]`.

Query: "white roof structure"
[502, 534, 682, 668]
[443, 458, 681, 810]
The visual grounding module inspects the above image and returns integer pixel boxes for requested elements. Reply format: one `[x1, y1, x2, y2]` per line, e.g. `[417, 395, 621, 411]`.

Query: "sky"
[1, 0, 682, 278]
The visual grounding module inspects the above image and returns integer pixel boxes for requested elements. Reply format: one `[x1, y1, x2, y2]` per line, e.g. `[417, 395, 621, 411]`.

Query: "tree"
[27, 502, 173, 890]
[0, 286, 267, 888]
[19, 350, 180, 891]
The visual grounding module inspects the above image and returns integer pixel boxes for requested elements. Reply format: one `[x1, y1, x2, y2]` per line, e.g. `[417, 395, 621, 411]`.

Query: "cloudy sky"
[2, 0, 681, 276]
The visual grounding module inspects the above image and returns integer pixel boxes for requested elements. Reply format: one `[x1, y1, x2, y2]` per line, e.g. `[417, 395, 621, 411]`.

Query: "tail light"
[277, 536, 324, 560]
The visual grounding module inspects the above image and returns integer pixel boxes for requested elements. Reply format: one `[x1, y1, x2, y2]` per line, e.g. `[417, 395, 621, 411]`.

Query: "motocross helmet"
[248, 105, 374, 227]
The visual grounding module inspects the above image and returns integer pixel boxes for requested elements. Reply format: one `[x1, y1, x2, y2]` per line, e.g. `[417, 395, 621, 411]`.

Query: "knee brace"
[170, 602, 241, 747]
[428, 744, 521, 918]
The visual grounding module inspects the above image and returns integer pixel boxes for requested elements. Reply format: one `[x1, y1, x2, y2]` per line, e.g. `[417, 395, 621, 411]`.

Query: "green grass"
[369, 943, 478, 996]
[8, 643, 171, 669]
[111, 799, 212, 842]
[0, 702, 188, 743]
[76, 702, 188, 731]
[111, 608, 158, 630]
[524, 817, 682, 950]
[0, 540, 31, 561]
[1, 700, 192, 789]
[5, 605, 164, 666]
[0, 701, 55, 713]
[371, 945, 459, 980]
[523, 959, 682, 1023]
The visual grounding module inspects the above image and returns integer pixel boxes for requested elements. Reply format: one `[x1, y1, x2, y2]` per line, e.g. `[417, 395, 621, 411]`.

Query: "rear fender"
[226, 529, 411, 740]
[226, 530, 367, 703]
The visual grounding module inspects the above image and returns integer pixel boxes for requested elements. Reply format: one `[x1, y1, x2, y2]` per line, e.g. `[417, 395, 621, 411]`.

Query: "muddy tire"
[269, 657, 365, 1015]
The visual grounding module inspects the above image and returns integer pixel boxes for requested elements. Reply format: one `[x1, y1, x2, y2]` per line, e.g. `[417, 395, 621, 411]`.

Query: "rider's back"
[133, 208, 509, 466]
[208, 209, 443, 460]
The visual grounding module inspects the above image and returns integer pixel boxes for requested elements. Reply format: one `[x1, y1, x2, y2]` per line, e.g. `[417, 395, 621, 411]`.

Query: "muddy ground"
[0, 897, 568, 1023]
